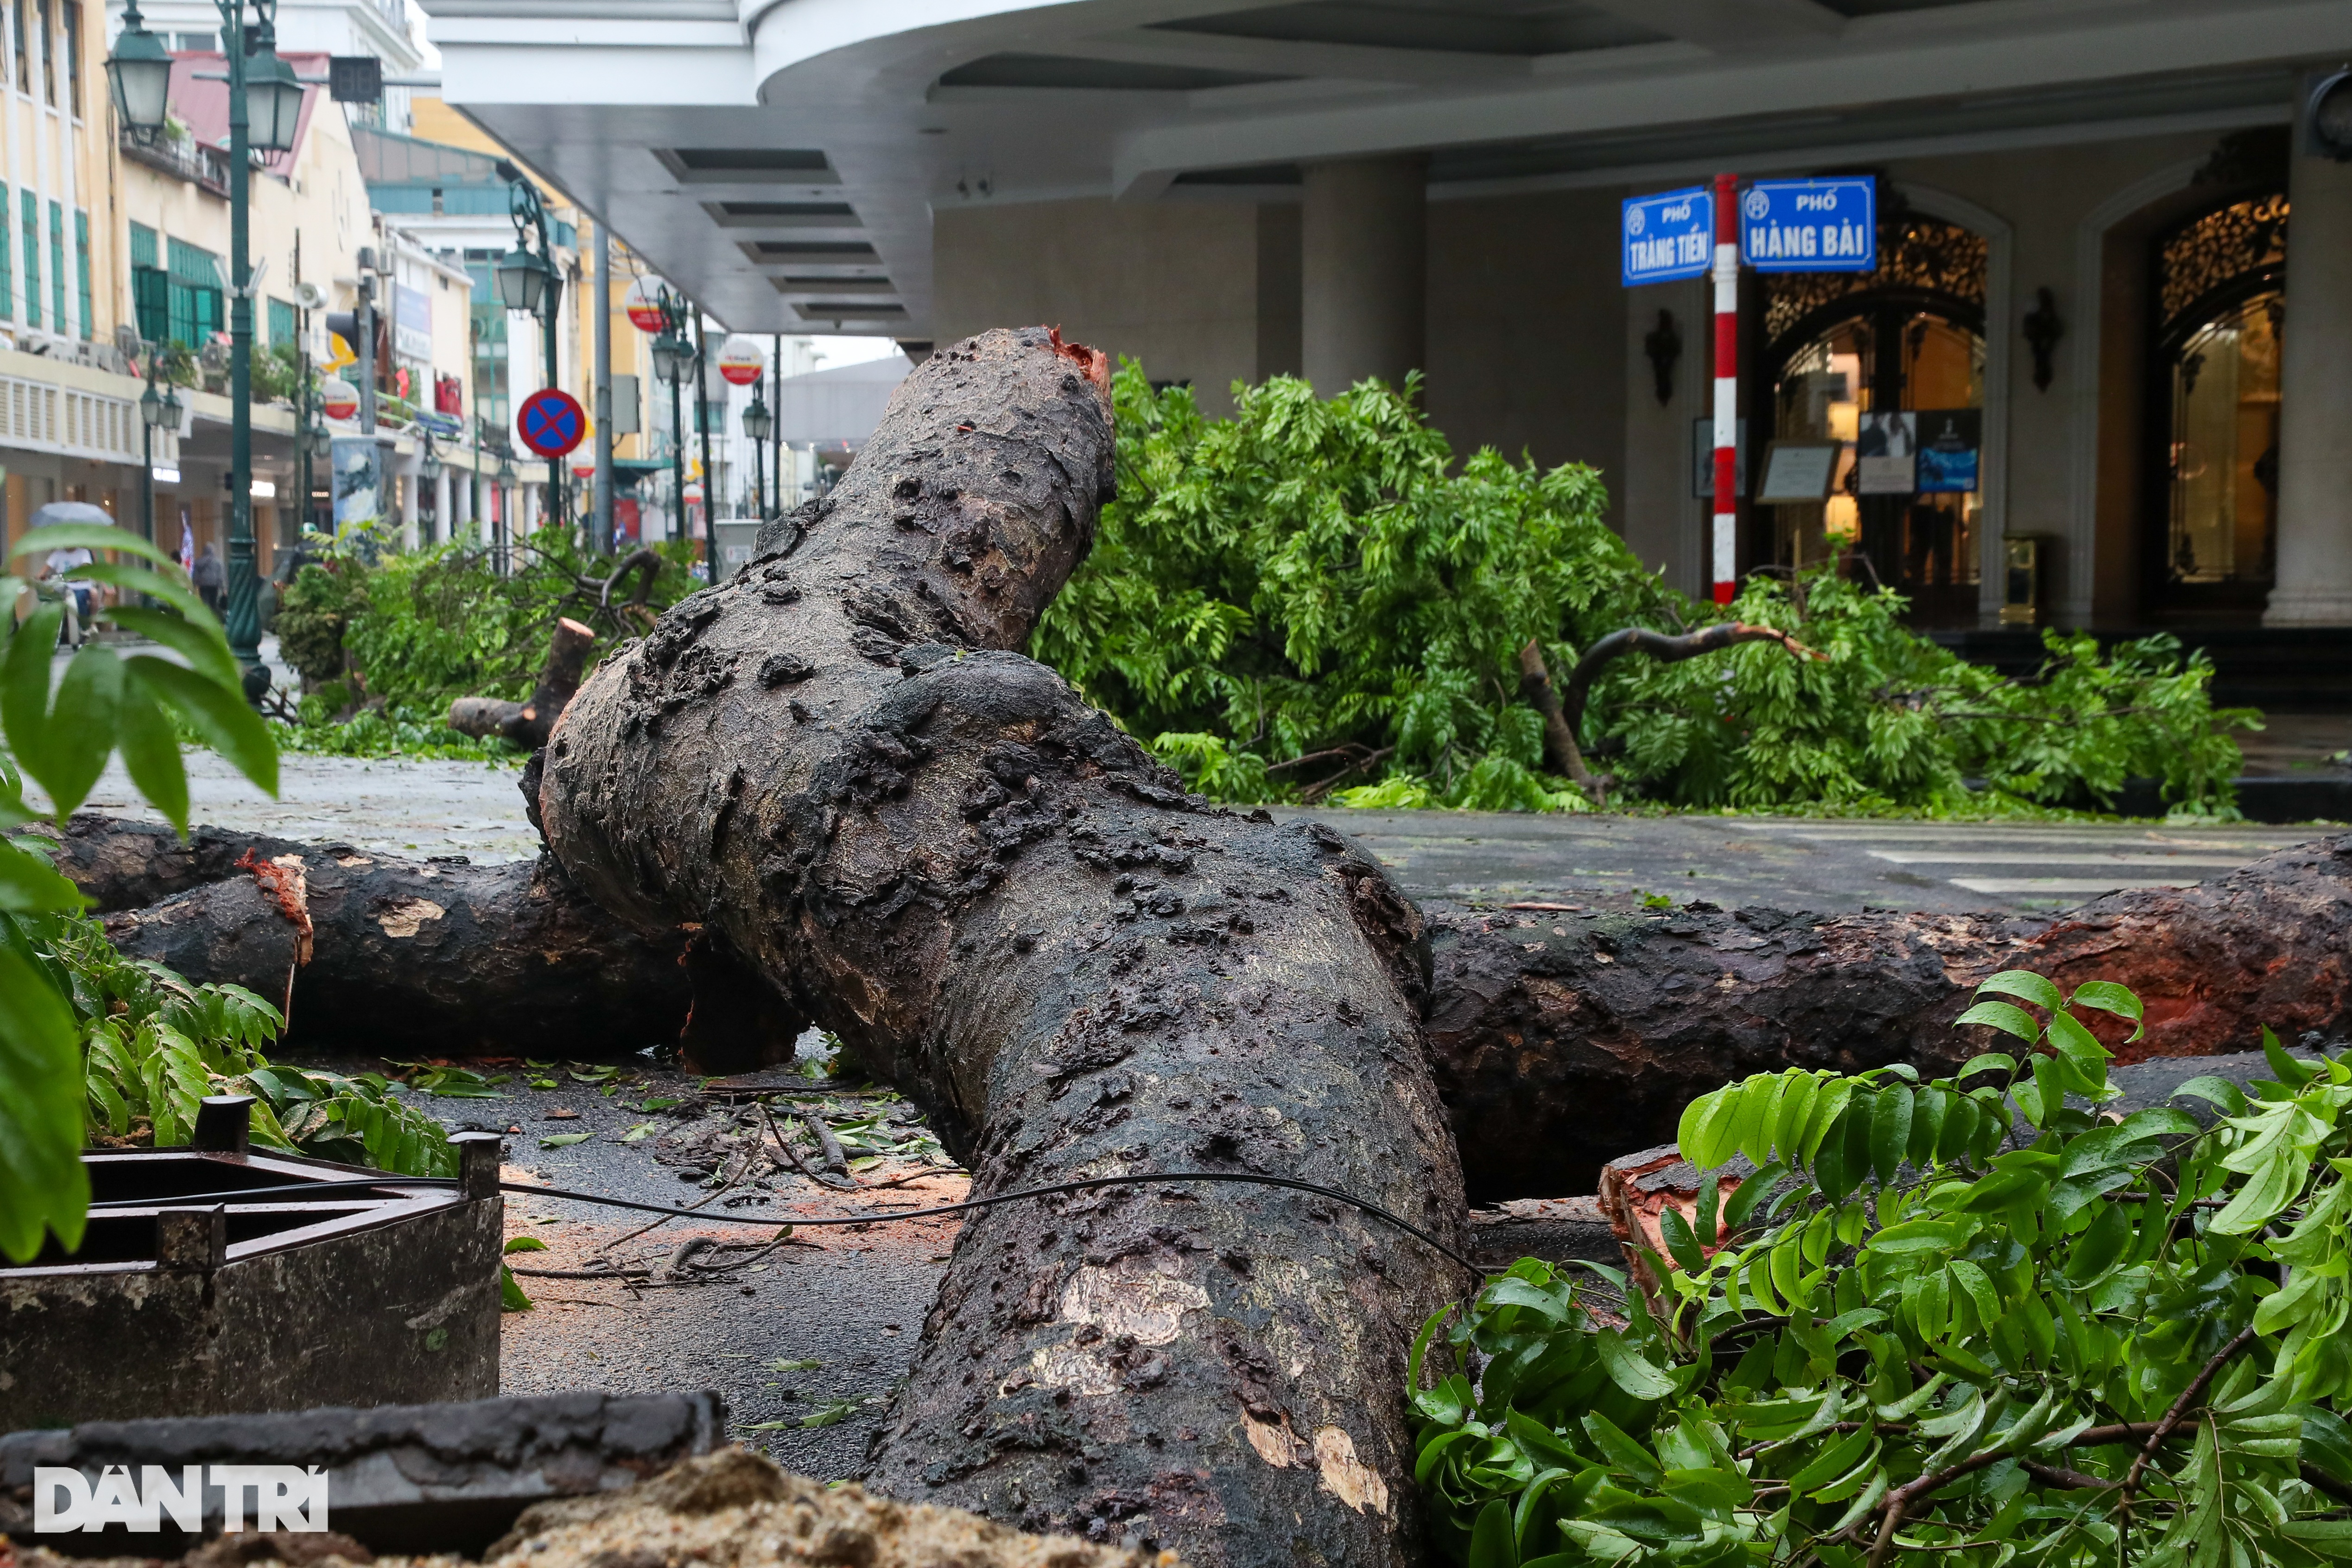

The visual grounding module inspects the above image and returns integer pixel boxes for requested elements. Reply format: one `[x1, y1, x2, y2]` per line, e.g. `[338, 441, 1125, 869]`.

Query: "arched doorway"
[1760, 215, 1989, 627]
[2145, 192, 2286, 624]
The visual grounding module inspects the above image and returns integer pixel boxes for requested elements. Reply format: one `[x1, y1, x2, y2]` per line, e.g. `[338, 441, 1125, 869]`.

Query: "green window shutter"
[20, 189, 38, 328]
[48, 201, 63, 335]
[132, 266, 169, 346]
[129, 221, 157, 271]
[0, 182, 12, 323]
[268, 296, 294, 347]
[74, 209, 90, 340]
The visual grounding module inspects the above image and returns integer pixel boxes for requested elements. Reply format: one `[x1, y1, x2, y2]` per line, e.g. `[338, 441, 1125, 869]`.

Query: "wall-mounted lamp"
[1642, 310, 1681, 406]
[2022, 287, 2064, 392]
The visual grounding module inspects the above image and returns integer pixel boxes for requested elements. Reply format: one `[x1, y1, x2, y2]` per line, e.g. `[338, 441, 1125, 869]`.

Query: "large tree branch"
[535, 328, 1465, 1567]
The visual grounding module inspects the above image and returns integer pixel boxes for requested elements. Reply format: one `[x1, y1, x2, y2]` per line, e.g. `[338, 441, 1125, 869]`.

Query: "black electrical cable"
[497, 1171, 1487, 1278]
[89, 1170, 1487, 1277]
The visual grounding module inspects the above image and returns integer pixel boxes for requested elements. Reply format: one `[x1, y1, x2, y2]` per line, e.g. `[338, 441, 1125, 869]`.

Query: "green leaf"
[2067, 980, 2145, 1041]
[1956, 1052, 2017, 1081]
[2262, 1025, 2317, 1089]
[1737, 1073, 1789, 1168]
[68, 562, 217, 634]
[6, 522, 180, 568]
[126, 655, 278, 797]
[1468, 1498, 1519, 1568]
[1870, 1084, 1914, 1185]
[1658, 1205, 1707, 1275]
[113, 671, 190, 832]
[0, 942, 90, 1262]
[500, 1263, 534, 1311]
[1593, 1330, 1677, 1402]
[1978, 970, 2064, 1013]
[1955, 999, 2042, 1043]
[0, 839, 86, 914]
[2301, 1408, 2352, 1485]
[1580, 1411, 1664, 1486]
[504, 1236, 549, 1254]
[103, 604, 240, 689]
[539, 1132, 592, 1148]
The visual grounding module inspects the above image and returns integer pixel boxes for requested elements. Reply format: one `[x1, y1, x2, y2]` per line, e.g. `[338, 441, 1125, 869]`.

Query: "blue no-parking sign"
[1740, 177, 1876, 273]
[1622, 185, 1714, 286]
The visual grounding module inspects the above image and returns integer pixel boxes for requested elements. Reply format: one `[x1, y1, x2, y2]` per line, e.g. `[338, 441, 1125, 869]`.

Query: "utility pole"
[593, 223, 614, 550]
[695, 313, 715, 578]
[222, 0, 259, 688]
[772, 332, 784, 512]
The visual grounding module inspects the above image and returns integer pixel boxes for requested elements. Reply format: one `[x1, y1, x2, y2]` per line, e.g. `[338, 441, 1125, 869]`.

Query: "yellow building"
[1, 0, 145, 554]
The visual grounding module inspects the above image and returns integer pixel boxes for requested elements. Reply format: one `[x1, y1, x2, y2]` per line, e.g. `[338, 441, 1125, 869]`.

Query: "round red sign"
[517, 388, 587, 458]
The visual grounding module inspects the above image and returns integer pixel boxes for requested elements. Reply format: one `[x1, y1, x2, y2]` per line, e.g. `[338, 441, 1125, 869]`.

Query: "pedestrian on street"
[192, 542, 226, 617]
[42, 542, 95, 648]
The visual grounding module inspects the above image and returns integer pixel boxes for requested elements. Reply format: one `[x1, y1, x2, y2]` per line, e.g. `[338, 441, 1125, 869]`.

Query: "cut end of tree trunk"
[449, 617, 600, 749]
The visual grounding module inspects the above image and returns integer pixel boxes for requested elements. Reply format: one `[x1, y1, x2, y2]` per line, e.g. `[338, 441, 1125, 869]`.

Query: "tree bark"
[448, 616, 599, 749]
[43, 815, 2352, 1202]
[533, 328, 1464, 1566]
[99, 842, 705, 1060]
[1423, 832, 2352, 1197]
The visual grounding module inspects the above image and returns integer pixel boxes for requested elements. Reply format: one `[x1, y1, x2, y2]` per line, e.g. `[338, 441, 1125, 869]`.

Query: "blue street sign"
[1622, 185, 1714, 286]
[1740, 177, 1877, 273]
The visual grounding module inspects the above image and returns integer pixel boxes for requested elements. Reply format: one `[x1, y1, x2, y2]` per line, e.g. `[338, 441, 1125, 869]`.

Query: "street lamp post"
[646, 288, 712, 582]
[494, 164, 565, 539]
[110, 0, 302, 695]
[137, 354, 182, 547]
[742, 383, 772, 521]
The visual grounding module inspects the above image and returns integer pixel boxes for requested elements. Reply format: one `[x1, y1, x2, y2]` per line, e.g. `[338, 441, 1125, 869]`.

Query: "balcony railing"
[119, 129, 231, 197]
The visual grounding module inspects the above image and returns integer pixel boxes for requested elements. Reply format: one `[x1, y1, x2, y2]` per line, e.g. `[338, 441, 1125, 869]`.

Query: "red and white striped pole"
[1710, 171, 1740, 607]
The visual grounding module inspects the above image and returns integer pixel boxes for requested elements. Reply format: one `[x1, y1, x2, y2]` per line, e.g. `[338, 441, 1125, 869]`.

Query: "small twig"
[591, 1151, 743, 1255]
[507, 1265, 654, 1279]
[801, 1106, 851, 1178]
[2019, 1460, 2121, 1493]
[2123, 1325, 2257, 1499]
[761, 1100, 855, 1189]
[1296, 746, 1395, 804]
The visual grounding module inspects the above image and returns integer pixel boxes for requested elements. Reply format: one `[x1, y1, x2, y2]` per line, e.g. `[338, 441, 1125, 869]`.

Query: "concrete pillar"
[2267, 75, 2352, 626]
[433, 470, 452, 546]
[398, 468, 419, 551]
[1300, 155, 1426, 394]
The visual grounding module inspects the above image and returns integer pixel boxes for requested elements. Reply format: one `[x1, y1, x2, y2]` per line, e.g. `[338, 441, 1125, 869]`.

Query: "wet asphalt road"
[73, 751, 2336, 915]
[287, 1055, 963, 1482]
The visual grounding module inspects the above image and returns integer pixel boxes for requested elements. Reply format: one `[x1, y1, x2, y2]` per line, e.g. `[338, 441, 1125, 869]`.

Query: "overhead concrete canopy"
[416, 0, 2352, 338]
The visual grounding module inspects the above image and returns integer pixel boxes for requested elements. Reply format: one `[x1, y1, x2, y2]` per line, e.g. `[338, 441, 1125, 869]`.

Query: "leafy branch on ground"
[1036, 363, 2254, 819]
[267, 528, 702, 759]
[0, 523, 280, 1262]
[1411, 972, 2352, 1566]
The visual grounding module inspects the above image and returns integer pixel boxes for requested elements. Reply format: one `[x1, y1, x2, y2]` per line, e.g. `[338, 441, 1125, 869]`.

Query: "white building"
[105, 0, 429, 132]
[413, 0, 2352, 700]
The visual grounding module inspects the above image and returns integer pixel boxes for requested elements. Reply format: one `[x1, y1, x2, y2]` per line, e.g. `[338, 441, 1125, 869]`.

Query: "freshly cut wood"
[537, 328, 1465, 1568]
[1423, 833, 2352, 1198]
[448, 616, 598, 749]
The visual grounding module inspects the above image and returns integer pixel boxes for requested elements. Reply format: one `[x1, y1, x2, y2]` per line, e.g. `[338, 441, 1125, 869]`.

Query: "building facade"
[412, 0, 2352, 659]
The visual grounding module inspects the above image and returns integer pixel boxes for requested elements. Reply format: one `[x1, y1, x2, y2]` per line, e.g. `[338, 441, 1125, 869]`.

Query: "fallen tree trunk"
[532, 329, 1463, 1567]
[43, 816, 2352, 1199]
[449, 616, 598, 749]
[1425, 832, 2352, 1195]
[99, 841, 702, 1059]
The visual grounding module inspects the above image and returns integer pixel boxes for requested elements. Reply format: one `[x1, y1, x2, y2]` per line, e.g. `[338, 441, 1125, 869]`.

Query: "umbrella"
[27, 502, 120, 529]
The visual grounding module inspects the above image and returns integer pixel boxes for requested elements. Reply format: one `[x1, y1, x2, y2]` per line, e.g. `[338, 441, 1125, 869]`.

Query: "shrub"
[1042, 365, 2254, 816]
[1410, 973, 2352, 1567]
